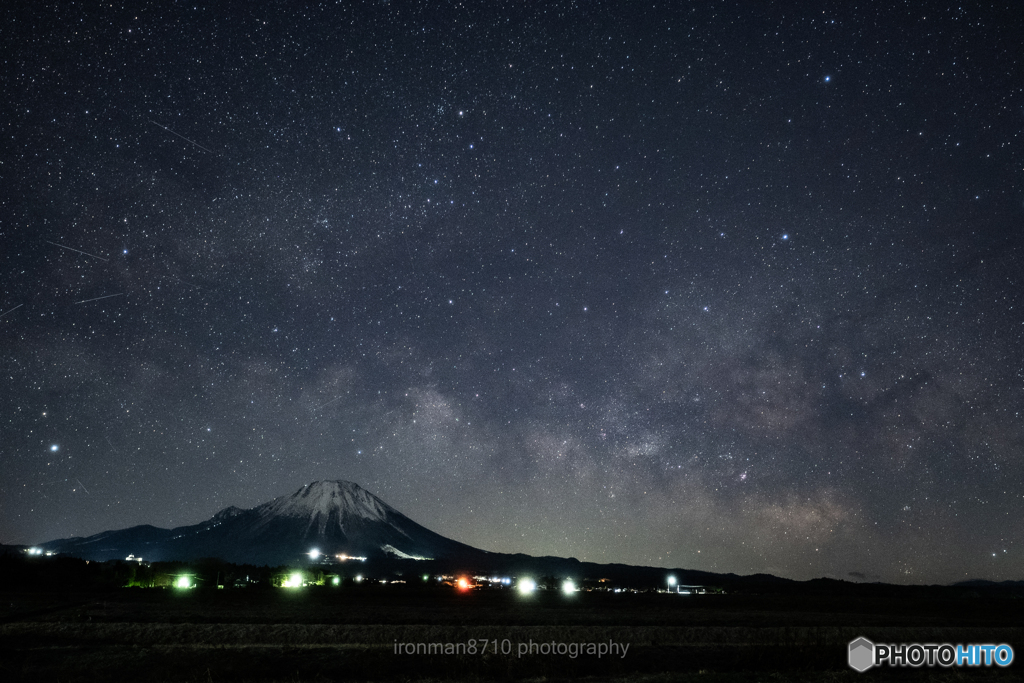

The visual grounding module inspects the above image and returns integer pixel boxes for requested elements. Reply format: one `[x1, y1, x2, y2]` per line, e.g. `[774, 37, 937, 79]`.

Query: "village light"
[308, 548, 320, 560]
[667, 575, 677, 592]
[562, 579, 577, 594]
[517, 577, 536, 594]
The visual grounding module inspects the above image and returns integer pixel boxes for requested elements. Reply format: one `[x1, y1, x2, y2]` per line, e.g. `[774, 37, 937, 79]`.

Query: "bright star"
[50, 444, 59, 452]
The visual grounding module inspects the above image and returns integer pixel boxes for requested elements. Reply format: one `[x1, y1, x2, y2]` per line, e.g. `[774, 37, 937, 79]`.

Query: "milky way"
[2, 1, 1022, 584]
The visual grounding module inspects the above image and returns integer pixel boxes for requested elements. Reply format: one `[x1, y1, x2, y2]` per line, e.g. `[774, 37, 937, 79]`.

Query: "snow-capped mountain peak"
[253, 480, 395, 531]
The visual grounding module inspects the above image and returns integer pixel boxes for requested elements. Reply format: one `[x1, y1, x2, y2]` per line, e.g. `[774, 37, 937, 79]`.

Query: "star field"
[1, 1, 1022, 584]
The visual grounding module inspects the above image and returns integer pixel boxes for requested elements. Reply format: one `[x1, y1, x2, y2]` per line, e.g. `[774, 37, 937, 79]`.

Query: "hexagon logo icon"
[848, 637, 874, 672]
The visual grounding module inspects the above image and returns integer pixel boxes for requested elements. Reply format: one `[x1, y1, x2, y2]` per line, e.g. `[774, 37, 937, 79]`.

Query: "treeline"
[0, 550, 286, 592]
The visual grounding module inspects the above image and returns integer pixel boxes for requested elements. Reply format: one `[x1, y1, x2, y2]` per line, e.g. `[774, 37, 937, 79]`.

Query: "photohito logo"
[848, 637, 1014, 671]
[848, 637, 874, 672]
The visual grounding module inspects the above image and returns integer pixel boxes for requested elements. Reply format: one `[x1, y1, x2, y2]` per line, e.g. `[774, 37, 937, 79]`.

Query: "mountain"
[27, 482, 1018, 593]
[38, 480, 488, 566]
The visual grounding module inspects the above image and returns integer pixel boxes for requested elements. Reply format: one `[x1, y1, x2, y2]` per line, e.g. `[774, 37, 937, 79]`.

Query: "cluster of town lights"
[269, 574, 682, 592]
[162, 569, 701, 594]
[170, 548, 690, 594]
[269, 572, 558, 592]
[295, 550, 592, 596]
[28, 544, 702, 596]
[307, 548, 367, 562]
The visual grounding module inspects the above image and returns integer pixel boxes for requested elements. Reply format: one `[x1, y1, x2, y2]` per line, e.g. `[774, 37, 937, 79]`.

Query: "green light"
[332, 576, 340, 586]
[175, 576, 191, 589]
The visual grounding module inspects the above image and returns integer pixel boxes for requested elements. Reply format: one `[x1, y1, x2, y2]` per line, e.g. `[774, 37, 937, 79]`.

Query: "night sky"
[2, 1, 1022, 585]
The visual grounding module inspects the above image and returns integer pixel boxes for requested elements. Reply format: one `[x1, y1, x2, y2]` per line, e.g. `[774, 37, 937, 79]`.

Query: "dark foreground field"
[1, 586, 1021, 682]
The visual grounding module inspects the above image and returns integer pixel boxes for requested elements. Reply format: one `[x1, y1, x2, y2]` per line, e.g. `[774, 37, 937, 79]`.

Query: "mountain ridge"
[36, 480, 486, 566]
[31, 481, 1021, 590]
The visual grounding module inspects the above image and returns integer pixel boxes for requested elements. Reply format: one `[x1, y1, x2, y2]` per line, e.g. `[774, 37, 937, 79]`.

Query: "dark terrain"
[2, 584, 1021, 682]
